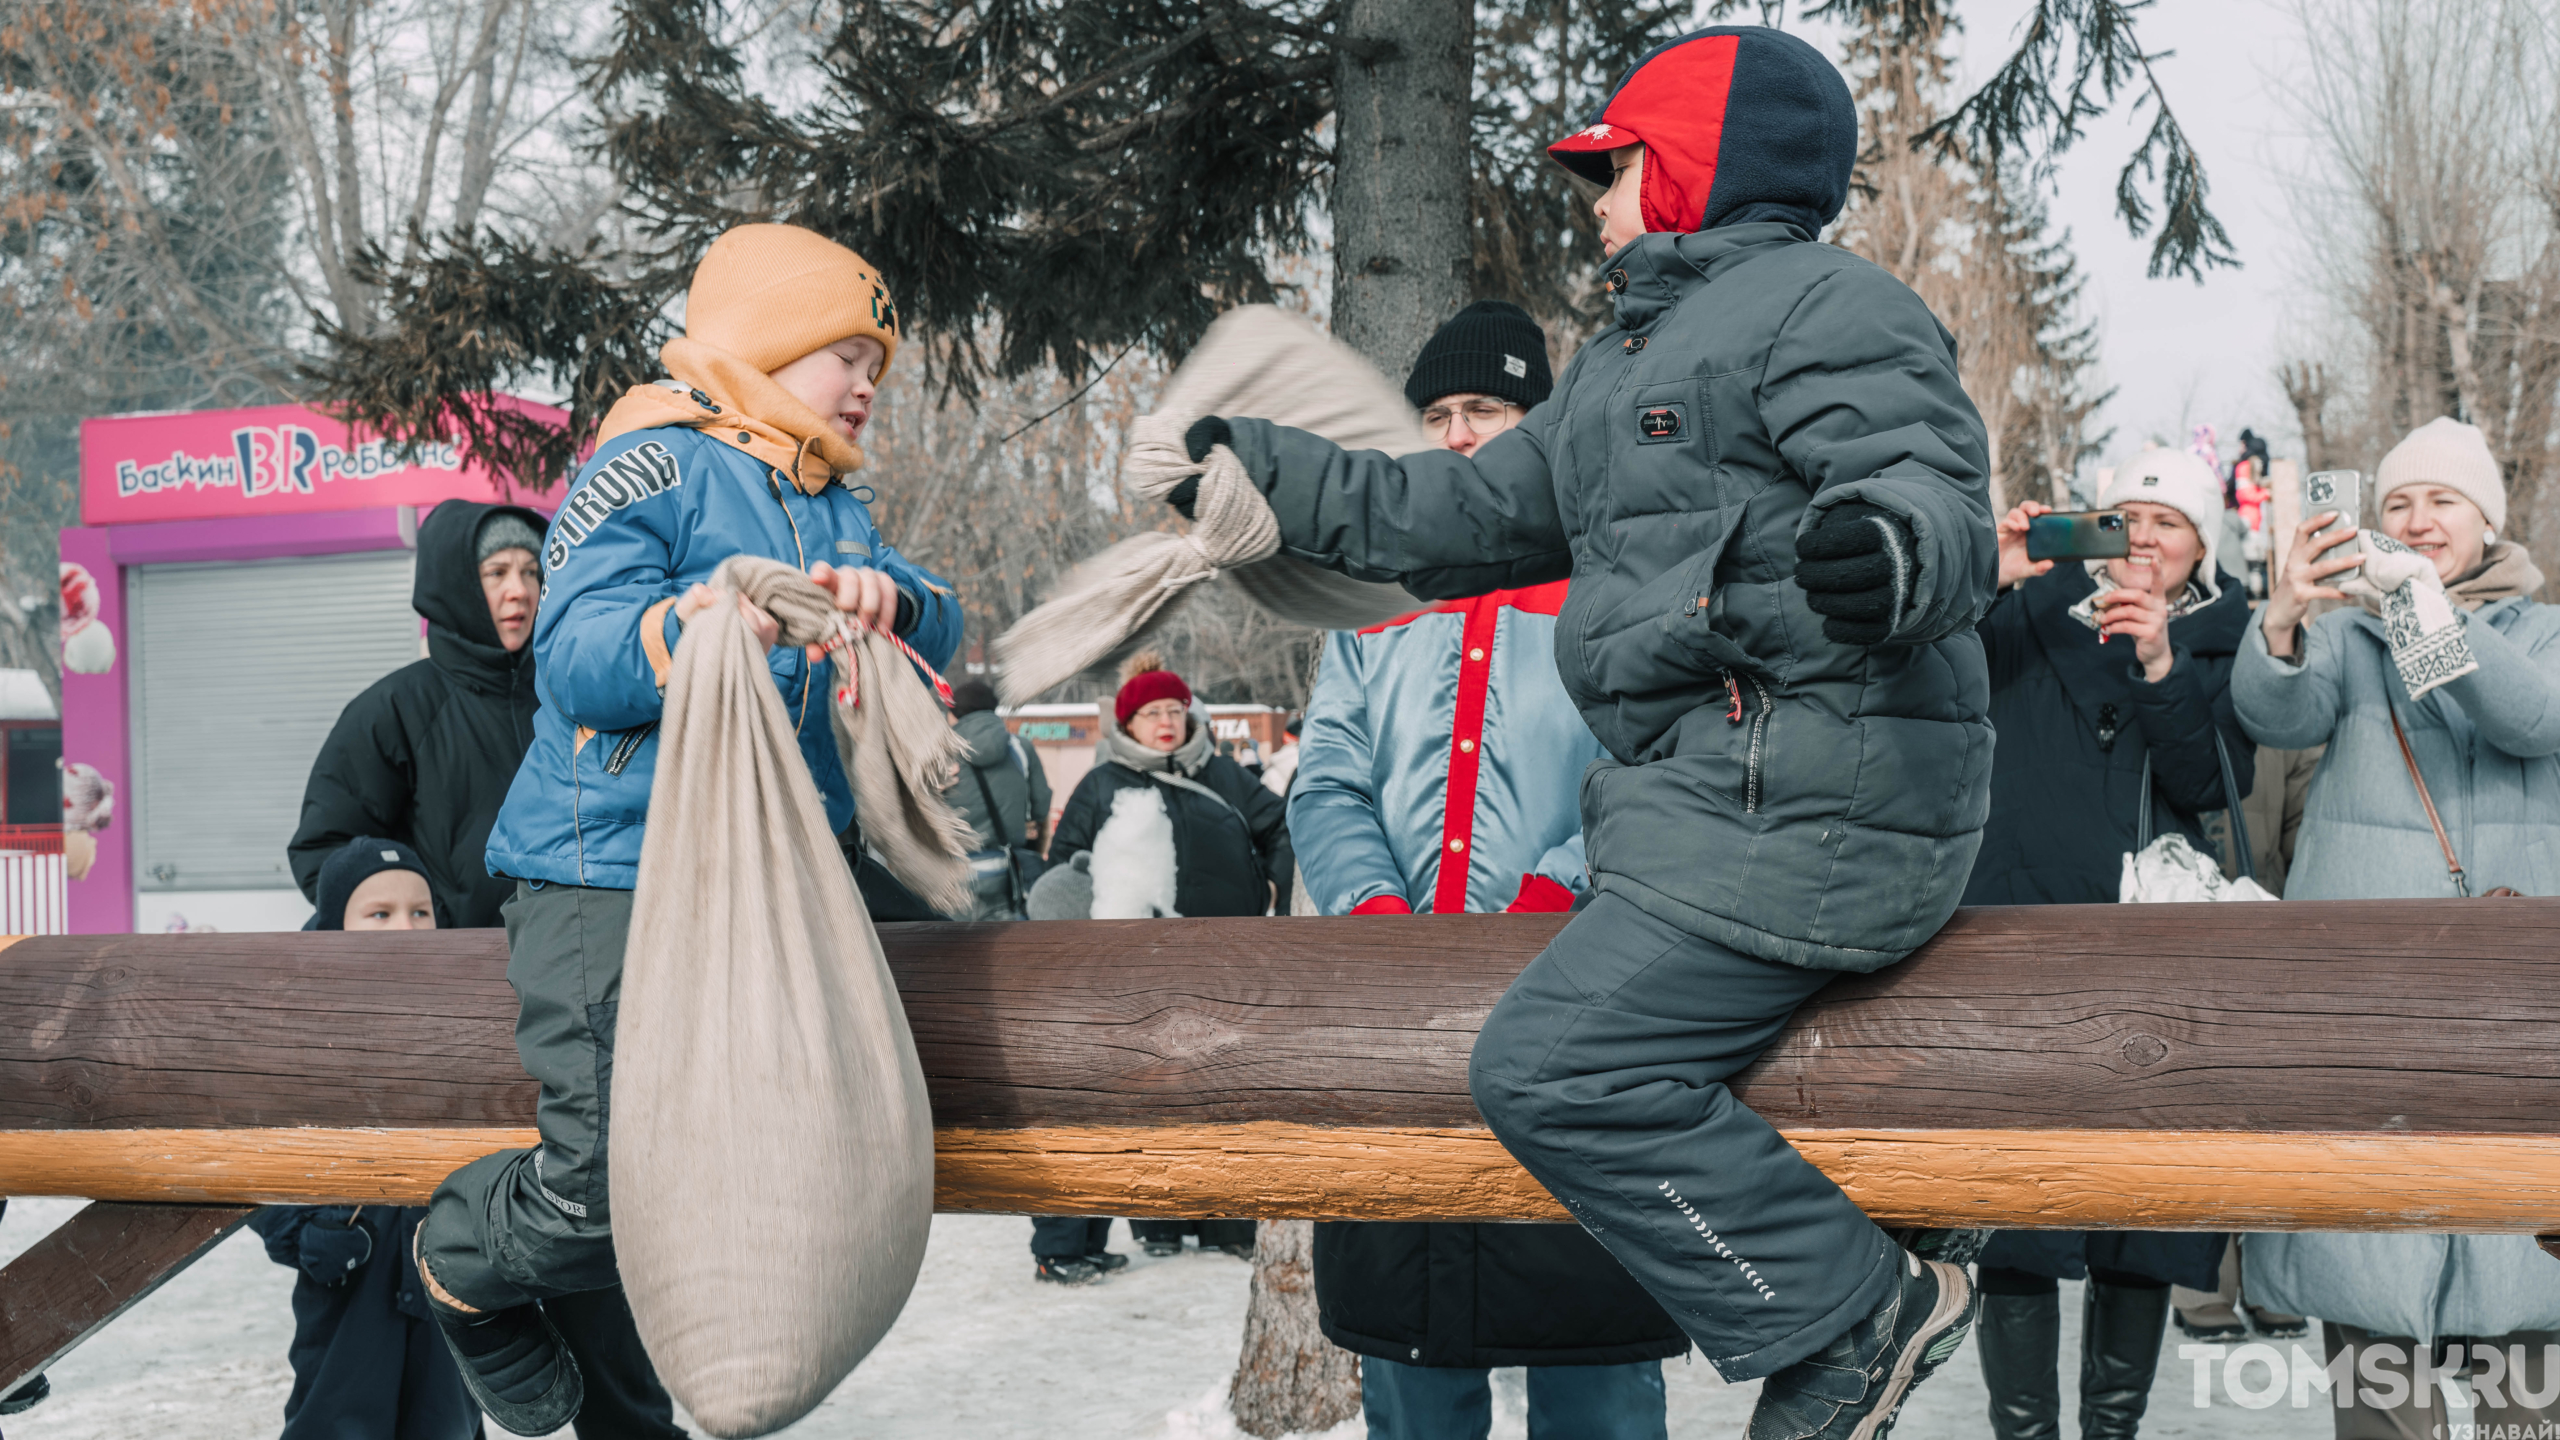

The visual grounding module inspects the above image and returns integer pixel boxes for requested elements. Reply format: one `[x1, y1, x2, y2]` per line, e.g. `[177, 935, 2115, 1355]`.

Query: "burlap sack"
[614, 555, 951, 1436]
[993, 306, 1433, 702]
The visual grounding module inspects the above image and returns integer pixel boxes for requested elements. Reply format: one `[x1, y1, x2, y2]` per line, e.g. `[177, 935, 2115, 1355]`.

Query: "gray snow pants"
[1467, 893, 1900, 1383]
[421, 881, 632, 1313]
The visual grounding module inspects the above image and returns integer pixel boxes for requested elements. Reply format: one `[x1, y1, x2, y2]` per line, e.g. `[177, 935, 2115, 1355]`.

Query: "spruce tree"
[313, 0, 2230, 487]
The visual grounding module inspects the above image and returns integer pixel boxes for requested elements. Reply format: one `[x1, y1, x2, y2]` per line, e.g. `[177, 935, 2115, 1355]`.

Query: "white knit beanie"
[2097, 445, 2226, 598]
[2378, 416, 2505, 532]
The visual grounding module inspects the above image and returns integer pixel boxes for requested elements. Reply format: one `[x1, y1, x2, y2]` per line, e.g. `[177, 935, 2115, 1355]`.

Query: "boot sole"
[1850, 1259, 1975, 1440]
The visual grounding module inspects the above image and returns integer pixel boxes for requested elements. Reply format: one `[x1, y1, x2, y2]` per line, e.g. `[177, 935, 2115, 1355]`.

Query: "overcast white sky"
[1939, 0, 2323, 477]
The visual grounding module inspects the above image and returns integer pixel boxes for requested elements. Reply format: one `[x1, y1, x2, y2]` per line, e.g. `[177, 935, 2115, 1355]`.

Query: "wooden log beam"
[2, 901, 2557, 1229]
[0, 1202, 252, 1394]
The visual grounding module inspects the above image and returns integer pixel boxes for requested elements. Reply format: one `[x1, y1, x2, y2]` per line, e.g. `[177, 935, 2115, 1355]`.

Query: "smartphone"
[2302, 469, 2364, 583]
[2025, 510, 2130, 563]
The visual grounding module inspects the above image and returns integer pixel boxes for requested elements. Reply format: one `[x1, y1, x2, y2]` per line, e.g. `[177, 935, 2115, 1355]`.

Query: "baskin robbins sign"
[80, 399, 560, 525]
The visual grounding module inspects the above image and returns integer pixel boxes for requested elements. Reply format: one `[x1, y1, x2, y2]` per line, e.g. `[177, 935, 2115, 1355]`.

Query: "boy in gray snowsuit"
[1173, 26, 1996, 1439]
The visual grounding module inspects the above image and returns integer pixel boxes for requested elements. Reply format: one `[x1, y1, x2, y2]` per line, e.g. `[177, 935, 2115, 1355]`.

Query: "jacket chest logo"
[1637, 403, 1686, 444]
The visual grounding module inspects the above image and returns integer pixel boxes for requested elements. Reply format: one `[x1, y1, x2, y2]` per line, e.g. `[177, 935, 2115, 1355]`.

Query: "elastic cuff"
[1350, 894, 1412, 916]
[1505, 874, 1578, 913]
[640, 596, 680, 689]
[894, 586, 918, 637]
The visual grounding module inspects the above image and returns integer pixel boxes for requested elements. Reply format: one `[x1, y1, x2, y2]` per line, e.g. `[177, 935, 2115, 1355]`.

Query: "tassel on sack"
[992, 306, 1434, 703]
[614, 554, 960, 1436]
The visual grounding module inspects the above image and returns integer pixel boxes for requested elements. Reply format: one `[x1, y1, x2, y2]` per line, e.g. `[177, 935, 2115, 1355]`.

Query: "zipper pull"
[2096, 702, 2120, 752]
[1725, 673, 1745, 724]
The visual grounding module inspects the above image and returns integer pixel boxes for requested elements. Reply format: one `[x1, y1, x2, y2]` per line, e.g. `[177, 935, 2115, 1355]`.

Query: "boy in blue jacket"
[413, 224, 960, 1431]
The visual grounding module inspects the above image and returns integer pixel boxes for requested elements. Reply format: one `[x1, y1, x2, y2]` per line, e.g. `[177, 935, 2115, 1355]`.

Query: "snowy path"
[0, 1200, 2329, 1438]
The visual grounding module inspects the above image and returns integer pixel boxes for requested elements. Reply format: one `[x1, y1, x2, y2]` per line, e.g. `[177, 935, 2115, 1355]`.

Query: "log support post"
[0, 1201, 253, 1394]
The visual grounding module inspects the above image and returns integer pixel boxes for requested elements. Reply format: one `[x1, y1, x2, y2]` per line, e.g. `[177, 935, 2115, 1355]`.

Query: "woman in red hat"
[1022, 653, 1292, 1280]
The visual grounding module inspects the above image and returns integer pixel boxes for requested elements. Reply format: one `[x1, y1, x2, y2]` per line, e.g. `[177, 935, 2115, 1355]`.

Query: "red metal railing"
[0, 825, 65, 856]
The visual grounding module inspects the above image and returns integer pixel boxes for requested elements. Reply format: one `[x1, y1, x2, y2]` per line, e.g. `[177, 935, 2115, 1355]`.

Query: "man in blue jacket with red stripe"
[412, 224, 960, 1431]
[1297, 303, 1689, 1439]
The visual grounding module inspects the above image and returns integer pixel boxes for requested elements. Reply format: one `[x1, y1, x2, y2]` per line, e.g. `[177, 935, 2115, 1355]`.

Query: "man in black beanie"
[1404, 300, 1555, 458]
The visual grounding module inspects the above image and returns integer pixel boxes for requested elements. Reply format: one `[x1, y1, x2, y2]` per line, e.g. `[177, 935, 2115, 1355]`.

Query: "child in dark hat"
[249, 838, 475, 1440]
[305, 836, 439, 931]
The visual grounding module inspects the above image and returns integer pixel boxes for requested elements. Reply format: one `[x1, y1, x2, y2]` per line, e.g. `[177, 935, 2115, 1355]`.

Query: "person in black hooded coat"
[1962, 449, 2252, 1440]
[289, 500, 544, 928]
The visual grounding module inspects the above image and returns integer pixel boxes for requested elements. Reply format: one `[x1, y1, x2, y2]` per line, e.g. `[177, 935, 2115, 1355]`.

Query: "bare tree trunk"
[1230, 1219, 1361, 1437]
[2278, 361, 2336, 472]
[1225, 4, 1480, 1428]
[1328, 0, 1475, 375]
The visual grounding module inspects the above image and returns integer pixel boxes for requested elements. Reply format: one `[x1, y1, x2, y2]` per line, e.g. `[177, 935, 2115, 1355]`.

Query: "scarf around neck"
[2067, 559, 2216, 630]
[2448, 541, 2545, 611]
[1098, 704, 1214, 778]
[593, 336, 867, 496]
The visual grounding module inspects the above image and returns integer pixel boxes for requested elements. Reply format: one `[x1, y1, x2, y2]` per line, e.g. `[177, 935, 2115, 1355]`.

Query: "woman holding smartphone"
[1965, 445, 2254, 1440]
[2232, 416, 2560, 1439]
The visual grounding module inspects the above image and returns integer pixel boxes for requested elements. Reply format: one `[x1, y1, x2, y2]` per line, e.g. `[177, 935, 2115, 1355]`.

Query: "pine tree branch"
[1914, 0, 2237, 280]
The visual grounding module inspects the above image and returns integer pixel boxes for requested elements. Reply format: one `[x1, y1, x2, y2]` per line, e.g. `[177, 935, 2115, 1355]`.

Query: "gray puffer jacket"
[1227, 223, 1995, 971]
[947, 709, 1051, 855]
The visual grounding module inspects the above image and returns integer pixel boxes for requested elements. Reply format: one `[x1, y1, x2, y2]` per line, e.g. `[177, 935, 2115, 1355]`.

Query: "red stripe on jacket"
[1357, 581, 1570, 914]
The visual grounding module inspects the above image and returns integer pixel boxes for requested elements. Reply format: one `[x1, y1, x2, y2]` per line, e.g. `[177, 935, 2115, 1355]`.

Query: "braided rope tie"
[828, 612, 956, 714]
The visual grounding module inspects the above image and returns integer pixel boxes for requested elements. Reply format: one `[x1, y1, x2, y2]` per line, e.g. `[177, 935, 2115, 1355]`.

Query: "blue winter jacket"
[1292, 582, 1600, 914]
[485, 423, 960, 889]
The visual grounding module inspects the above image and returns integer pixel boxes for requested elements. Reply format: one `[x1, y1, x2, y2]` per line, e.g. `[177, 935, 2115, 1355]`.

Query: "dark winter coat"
[1977, 1228, 2224, 1293]
[289, 499, 543, 928]
[949, 709, 1052, 852]
[1315, 1222, 1688, 1368]
[947, 709, 1054, 919]
[1966, 562, 2251, 1290]
[1049, 739, 1292, 918]
[1961, 563, 2258, 906]
[1223, 221, 1995, 973]
[245, 1205, 477, 1440]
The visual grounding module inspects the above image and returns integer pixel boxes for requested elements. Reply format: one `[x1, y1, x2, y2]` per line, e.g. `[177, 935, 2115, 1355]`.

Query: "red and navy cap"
[1548, 26, 1857, 237]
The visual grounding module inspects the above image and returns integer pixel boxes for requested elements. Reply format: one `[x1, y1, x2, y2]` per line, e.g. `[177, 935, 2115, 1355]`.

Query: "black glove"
[1794, 501, 1919, 647]
[295, 1210, 373, 1286]
[1167, 416, 1233, 519]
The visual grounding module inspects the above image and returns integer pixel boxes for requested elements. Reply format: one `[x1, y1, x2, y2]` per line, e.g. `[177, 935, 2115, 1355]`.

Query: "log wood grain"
[0, 1202, 251, 1394]
[2, 901, 2556, 1223]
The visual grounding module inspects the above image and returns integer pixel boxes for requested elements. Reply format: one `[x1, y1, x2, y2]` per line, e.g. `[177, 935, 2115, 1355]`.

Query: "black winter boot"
[1747, 1250, 1976, 1440]
[1974, 1292, 2062, 1440]
[414, 1231, 583, 1434]
[2079, 1279, 2172, 1440]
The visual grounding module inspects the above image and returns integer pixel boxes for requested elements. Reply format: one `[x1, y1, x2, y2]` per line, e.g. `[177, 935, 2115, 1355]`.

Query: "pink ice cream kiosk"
[58, 401, 556, 934]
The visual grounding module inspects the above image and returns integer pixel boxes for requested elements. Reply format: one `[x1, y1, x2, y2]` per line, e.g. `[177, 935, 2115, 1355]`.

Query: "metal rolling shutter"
[130, 551, 420, 892]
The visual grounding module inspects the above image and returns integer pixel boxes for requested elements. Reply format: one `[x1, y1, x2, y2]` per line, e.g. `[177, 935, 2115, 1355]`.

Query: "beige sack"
[993, 306, 1432, 702]
[614, 555, 953, 1436]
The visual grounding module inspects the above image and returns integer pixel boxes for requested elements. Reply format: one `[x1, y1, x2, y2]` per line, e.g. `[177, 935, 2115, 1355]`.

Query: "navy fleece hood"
[1548, 26, 1857, 237]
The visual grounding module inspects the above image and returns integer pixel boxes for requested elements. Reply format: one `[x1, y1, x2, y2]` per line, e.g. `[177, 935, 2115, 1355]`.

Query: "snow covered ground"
[0, 1200, 2334, 1439]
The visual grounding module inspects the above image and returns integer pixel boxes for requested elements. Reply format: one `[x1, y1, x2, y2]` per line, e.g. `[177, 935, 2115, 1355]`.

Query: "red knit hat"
[1114, 652, 1193, 725]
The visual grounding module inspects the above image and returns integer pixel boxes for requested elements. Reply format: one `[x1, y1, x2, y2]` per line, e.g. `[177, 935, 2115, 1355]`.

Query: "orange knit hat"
[682, 224, 901, 375]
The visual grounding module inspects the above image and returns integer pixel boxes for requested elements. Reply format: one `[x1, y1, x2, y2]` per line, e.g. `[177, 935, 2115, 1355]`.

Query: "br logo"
[1639, 406, 1683, 440]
